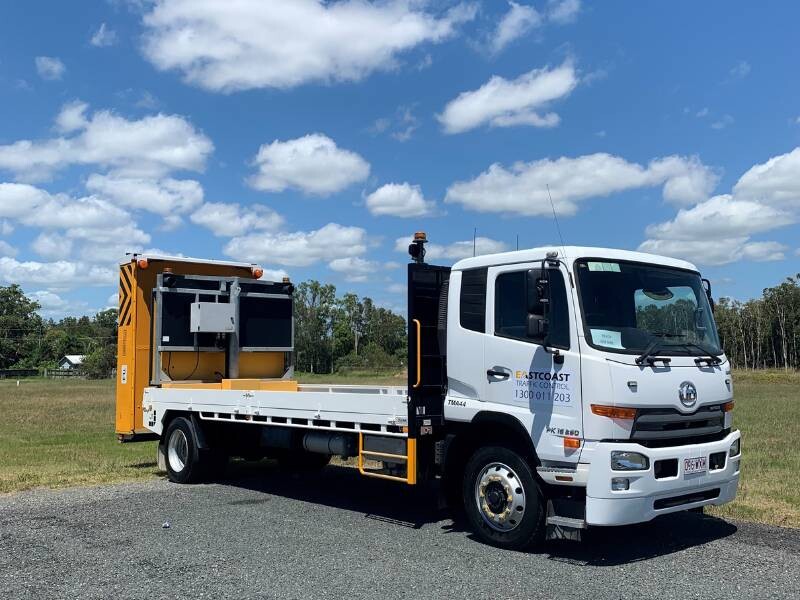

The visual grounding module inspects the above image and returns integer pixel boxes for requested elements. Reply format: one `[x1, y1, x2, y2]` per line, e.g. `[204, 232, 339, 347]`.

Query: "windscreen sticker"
[590, 328, 625, 349]
[513, 370, 573, 405]
[587, 261, 621, 272]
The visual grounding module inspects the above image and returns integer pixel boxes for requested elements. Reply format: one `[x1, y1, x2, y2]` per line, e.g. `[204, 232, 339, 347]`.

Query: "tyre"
[163, 416, 223, 484]
[462, 446, 545, 550]
[275, 450, 331, 471]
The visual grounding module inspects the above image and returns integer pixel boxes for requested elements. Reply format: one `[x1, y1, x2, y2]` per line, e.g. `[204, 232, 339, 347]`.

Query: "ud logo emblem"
[678, 381, 698, 408]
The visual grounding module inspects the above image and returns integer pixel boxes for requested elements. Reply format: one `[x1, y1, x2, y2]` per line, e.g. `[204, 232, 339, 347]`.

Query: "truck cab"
[438, 245, 740, 546]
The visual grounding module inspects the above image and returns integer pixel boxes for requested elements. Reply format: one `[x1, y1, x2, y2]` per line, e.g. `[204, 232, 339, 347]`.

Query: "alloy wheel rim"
[167, 429, 189, 473]
[474, 462, 526, 532]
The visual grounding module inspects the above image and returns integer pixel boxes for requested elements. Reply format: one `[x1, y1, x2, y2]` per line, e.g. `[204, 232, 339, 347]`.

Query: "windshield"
[574, 259, 722, 356]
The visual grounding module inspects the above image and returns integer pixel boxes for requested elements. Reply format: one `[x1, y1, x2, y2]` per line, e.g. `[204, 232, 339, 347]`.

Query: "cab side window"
[494, 269, 570, 349]
[460, 268, 487, 333]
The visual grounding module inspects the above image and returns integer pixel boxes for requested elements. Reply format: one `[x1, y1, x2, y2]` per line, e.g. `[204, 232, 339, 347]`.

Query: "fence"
[0, 368, 40, 379]
[45, 368, 86, 379]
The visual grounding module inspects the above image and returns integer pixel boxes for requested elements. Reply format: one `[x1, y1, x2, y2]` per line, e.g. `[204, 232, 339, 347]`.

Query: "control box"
[189, 301, 235, 333]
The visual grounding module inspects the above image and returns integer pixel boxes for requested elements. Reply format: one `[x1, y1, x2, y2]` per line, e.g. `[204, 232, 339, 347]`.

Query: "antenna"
[473, 227, 477, 257]
[516, 234, 519, 251]
[546, 184, 568, 260]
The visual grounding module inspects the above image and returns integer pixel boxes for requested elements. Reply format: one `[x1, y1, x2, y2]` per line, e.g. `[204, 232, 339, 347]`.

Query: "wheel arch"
[444, 411, 540, 485]
[160, 411, 209, 450]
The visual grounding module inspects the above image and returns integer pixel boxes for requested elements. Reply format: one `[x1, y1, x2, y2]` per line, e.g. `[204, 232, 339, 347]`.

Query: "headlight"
[729, 438, 741, 457]
[611, 450, 649, 471]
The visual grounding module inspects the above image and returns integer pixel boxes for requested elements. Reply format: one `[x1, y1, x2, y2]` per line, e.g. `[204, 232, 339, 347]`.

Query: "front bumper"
[582, 430, 741, 526]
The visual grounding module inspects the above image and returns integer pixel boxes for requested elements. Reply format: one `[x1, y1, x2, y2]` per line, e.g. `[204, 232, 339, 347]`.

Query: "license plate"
[684, 456, 707, 475]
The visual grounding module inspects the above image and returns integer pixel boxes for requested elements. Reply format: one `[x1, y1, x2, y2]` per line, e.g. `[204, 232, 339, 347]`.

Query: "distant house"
[58, 355, 85, 370]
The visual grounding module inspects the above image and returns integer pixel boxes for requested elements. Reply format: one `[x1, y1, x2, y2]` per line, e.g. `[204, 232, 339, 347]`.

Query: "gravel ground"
[1, 464, 798, 600]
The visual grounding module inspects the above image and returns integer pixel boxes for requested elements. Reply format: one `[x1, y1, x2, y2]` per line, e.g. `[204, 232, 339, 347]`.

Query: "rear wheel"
[163, 417, 225, 483]
[462, 446, 545, 550]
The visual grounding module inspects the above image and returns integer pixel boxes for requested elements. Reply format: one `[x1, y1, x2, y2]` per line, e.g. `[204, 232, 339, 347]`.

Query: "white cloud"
[638, 239, 786, 267]
[142, 0, 477, 92]
[644, 195, 793, 242]
[55, 101, 90, 133]
[136, 90, 159, 109]
[438, 62, 577, 134]
[0, 183, 128, 229]
[190, 202, 284, 237]
[0, 102, 213, 181]
[329, 256, 381, 282]
[248, 134, 370, 195]
[28, 290, 68, 311]
[695, 107, 709, 118]
[19, 193, 128, 231]
[366, 183, 434, 217]
[0, 183, 150, 262]
[491, 2, 542, 55]
[711, 115, 734, 130]
[0, 240, 17, 257]
[0, 257, 114, 286]
[370, 106, 419, 142]
[732, 147, 800, 210]
[639, 147, 800, 266]
[547, 0, 581, 24]
[0, 182, 51, 218]
[86, 174, 204, 216]
[0, 220, 13, 235]
[225, 223, 367, 267]
[729, 60, 751, 79]
[394, 236, 508, 261]
[32, 232, 73, 260]
[446, 152, 718, 216]
[91, 23, 118, 47]
[35, 56, 65, 81]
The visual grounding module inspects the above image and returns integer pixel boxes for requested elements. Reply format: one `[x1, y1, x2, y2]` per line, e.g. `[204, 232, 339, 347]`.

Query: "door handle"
[487, 367, 511, 380]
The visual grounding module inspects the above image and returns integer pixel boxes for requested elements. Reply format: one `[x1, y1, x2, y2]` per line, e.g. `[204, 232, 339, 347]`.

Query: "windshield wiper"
[635, 339, 672, 366]
[680, 341, 722, 365]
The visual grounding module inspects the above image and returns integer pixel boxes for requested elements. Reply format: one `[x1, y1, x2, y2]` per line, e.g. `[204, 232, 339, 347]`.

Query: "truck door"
[483, 262, 584, 464]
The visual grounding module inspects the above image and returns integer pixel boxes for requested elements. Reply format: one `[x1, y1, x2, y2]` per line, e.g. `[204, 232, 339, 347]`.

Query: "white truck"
[116, 235, 740, 549]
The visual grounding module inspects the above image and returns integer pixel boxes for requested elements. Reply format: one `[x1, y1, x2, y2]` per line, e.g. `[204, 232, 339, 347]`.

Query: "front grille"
[654, 488, 719, 510]
[631, 405, 726, 448]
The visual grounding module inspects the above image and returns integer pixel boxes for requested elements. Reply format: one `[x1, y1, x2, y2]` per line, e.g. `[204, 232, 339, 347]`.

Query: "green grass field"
[0, 370, 797, 528]
[706, 370, 800, 528]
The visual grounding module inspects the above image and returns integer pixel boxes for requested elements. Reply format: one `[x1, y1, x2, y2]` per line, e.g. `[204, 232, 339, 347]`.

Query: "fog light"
[729, 438, 741, 457]
[611, 477, 630, 491]
[611, 451, 649, 471]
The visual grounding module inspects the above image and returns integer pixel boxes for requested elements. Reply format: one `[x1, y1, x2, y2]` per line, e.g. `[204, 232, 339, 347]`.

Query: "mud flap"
[156, 442, 167, 473]
[545, 499, 585, 542]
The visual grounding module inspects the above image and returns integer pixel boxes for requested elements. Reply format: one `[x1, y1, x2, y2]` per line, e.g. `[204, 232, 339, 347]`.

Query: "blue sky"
[0, 0, 798, 318]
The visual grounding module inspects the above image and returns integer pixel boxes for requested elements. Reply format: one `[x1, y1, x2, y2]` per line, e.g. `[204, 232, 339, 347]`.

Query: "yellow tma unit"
[115, 254, 295, 441]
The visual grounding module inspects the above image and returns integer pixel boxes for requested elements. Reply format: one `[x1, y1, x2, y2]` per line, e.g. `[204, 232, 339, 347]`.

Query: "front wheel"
[462, 446, 545, 550]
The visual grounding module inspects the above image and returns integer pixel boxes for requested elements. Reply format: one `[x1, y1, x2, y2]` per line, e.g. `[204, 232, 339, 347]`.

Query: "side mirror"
[526, 268, 549, 314]
[526, 314, 548, 341]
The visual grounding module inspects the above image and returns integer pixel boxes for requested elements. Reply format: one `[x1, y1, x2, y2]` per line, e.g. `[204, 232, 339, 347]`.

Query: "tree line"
[715, 274, 800, 370]
[3, 272, 798, 377]
[0, 284, 118, 378]
[0, 281, 407, 378]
